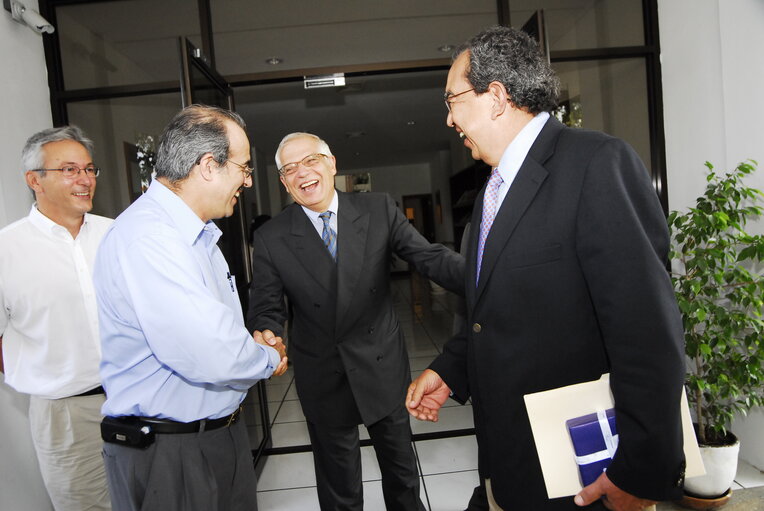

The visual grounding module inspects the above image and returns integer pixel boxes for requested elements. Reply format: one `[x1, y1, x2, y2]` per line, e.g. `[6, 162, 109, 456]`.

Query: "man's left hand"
[575, 472, 656, 511]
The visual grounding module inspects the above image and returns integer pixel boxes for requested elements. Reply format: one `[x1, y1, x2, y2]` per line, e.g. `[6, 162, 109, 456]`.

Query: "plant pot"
[678, 488, 732, 510]
[683, 434, 740, 499]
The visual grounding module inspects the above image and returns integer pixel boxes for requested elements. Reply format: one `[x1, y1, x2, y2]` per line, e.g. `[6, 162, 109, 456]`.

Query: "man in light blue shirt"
[94, 105, 287, 511]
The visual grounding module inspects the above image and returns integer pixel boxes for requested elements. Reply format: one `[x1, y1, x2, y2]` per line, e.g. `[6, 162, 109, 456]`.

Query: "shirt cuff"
[263, 344, 282, 373]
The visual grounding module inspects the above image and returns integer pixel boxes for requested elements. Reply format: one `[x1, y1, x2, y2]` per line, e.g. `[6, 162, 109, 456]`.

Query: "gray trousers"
[102, 418, 257, 511]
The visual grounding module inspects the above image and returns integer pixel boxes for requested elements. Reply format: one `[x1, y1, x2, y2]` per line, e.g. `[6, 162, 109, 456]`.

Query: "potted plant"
[668, 160, 764, 505]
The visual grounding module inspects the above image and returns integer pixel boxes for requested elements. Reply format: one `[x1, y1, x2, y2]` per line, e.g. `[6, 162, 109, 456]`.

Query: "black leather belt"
[133, 407, 241, 434]
[73, 385, 105, 397]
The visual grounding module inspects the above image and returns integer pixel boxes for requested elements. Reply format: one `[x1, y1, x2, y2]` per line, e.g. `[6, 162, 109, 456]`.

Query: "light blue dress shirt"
[491, 111, 551, 210]
[94, 180, 279, 421]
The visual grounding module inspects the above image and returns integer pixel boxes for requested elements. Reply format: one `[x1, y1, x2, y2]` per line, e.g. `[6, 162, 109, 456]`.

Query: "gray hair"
[21, 125, 94, 176]
[456, 26, 560, 114]
[275, 132, 333, 169]
[155, 104, 247, 183]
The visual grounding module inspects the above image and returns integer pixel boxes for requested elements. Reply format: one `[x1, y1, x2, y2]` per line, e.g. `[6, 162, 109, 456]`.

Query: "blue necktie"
[319, 211, 337, 261]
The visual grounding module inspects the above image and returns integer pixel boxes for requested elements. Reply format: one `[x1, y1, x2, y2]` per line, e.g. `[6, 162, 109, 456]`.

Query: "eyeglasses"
[444, 88, 476, 112]
[278, 153, 329, 176]
[227, 159, 254, 179]
[31, 166, 100, 178]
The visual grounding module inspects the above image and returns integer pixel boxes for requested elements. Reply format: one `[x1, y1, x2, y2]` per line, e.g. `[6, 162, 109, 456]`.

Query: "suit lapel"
[474, 118, 563, 302]
[289, 205, 336, 293]
[335, 192, 369, 329]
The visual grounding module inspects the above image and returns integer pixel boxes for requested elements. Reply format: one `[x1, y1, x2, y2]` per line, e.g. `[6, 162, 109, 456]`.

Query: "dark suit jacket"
[247, 191, 464, 427]
[430, 118, 686, 510]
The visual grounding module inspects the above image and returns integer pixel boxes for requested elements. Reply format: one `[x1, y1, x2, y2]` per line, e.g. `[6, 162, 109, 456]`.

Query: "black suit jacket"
[430, 118, 686, 510]
[247, 191, 464, 427]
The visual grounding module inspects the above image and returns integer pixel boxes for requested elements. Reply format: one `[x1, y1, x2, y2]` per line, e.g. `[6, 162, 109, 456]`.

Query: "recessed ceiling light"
[438, 44, 454, 53]
[265, 57, 283, 65]
[406, 121, 416, 126]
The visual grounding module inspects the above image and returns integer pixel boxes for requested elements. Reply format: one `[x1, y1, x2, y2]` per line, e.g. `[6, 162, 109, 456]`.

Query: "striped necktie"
[476, 168, 504, 284]
[318, 211, 337, 261]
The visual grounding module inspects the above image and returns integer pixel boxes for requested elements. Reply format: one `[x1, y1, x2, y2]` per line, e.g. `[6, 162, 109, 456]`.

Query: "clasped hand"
[253, 329, 288, 376]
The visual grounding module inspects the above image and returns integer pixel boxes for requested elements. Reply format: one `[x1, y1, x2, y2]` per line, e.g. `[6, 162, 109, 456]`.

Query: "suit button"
[376, 354, 383, 361]
[472, 323, 482, 333]
[370, 287, 377, 294]
[368, 326, 375, 334]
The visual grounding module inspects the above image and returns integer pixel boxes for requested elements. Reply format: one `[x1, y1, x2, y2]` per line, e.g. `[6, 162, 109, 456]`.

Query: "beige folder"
[523, 373, 704, 499]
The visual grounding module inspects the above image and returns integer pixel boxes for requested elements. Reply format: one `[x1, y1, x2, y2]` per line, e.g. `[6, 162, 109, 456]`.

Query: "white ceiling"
[53, 0, 643, 171]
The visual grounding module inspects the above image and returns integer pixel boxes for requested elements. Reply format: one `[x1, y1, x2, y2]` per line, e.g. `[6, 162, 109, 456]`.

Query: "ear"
[25, 171, 43, 194]
[488, 81, 511, 119]
[196, 153, 218, 182]
[279, 174, 289, 191]
[327, 155, 338, 176]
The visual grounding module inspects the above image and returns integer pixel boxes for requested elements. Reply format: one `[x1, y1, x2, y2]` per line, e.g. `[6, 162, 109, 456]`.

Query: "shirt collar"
[300, 189, 339, 223]
[496, 111, 550, 181]
[28, 204, 89, 239]
[146, 179, 220, 247]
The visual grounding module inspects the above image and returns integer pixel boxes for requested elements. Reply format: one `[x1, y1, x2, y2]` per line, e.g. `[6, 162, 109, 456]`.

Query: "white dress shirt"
[0, 206, 113, 399]
[301, 190, 339, 237]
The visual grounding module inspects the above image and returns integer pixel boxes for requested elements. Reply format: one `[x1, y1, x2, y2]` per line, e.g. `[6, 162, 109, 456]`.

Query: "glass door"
[178, 37, 271, 469]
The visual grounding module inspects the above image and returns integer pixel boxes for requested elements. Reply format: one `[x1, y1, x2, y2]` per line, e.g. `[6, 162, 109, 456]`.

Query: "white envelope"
[523, 373, 705, 499]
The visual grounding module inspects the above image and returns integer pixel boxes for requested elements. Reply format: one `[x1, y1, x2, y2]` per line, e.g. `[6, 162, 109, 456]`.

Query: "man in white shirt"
[0, 126, 112, 510]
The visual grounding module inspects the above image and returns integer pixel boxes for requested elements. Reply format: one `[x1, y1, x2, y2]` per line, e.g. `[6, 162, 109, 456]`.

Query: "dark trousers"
[307, 403, 426, 511]
[102, 418, 257, 511]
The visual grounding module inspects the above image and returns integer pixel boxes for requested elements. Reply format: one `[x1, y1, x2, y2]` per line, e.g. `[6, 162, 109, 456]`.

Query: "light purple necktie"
[476, 168, 504, 285]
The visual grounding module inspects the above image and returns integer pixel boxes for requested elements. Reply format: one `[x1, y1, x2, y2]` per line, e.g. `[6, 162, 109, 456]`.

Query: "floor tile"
[735, 458, 764, 488]
[271, 399, 305, 424]
[257, 486, 320, 510]
[410, 404, 474, 434]
[361, 445, 382, 481]
[264, 381, 291, 402]
[416, 436, 479, 475]
[257, 452, 316, 490]
[270, 421, 311, 448]
[265, 367, 294, 383]
[361, 478, 428, 511]
[361, 480, 387, 511]
[410, 355, 437, 371]
[424, 470, 481, 511]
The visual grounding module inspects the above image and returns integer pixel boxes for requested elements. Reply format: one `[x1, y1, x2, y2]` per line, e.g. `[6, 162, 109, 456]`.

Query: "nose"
[243, 174, 253, 188]
[75, 169, 93, 185]
[446, 110, 454, 127]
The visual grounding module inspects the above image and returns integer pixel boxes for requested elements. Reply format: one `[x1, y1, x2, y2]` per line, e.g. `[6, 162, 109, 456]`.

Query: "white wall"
[0, 3, 56, 509]
[659, 0, 764, 470]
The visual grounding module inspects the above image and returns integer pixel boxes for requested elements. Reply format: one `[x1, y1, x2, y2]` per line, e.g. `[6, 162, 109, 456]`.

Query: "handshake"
[253, 329, 289, 376]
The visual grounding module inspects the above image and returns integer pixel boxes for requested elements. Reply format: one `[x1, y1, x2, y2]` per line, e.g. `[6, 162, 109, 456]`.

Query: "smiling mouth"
[459, 132, 466, 139]
[72, 191, 90, 198]
[300, 179, 319, 191]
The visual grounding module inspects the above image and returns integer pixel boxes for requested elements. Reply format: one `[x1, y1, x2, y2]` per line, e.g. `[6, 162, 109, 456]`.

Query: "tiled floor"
[251, 273, 764, 510]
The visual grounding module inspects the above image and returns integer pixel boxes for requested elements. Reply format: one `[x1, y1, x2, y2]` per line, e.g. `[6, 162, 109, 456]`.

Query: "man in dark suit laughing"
[407, 26, 686, 511]
[247, 132, 464, 510]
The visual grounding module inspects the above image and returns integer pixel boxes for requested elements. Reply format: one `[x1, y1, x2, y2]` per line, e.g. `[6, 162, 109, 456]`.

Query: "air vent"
[304, 73, 346, 89]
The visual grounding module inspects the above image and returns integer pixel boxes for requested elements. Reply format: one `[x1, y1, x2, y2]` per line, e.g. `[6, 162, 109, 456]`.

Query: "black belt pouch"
[101, 416, 156, 449]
